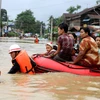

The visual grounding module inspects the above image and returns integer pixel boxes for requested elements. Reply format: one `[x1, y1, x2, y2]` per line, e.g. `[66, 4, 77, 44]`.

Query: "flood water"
[0, 38, 100, 100]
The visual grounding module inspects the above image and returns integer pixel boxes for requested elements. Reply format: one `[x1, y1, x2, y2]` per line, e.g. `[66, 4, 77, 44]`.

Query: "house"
[63, 4, 100, 29]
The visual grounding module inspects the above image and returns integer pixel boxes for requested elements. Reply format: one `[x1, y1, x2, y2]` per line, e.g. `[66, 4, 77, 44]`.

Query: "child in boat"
[95, 36, 100, 55]
[40, 42, 56, 58]
[8, 44, 36, 74]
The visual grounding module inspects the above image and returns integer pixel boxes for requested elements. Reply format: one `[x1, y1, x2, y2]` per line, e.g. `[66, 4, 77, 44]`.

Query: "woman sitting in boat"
[52, 22, 74, 62]
[39, 42, 56, 58]
[8, 44, 36, 74]
[71, 27, 100, 68]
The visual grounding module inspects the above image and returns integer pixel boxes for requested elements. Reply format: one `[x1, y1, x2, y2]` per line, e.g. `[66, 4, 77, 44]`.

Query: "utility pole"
[51, 17, 53, 41]
[0, 0, 2, 37]
[40, 23, 42, 38]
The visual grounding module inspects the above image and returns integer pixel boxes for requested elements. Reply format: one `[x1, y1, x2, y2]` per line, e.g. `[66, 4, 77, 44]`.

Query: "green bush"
[8, 32, 18, 37]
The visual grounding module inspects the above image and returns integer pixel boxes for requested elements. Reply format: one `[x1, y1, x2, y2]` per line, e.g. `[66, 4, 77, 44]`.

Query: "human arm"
[8, 60, 20, 74]
[73, 50, 86, 64]
[30, 58, 36, 67]
[73, 40, 90, 64]
[43, 50, 56, 58]
[53, 43, 61, 56]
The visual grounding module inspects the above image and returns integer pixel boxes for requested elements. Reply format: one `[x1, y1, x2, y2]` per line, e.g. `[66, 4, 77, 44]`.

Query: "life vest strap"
[25, 66, 34, 73]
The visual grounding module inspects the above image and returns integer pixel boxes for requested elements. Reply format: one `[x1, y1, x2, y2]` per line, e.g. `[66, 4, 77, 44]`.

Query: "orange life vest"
[15, 50, 35, 75]
[34, 38, 39, 43]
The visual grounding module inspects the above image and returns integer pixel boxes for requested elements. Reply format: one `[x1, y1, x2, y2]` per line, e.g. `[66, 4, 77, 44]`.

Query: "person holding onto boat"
[52, 22, 74, 62]
[39, 42, 56, 58]
[72, 27, 100, 68]
[8, 44, 36, 74]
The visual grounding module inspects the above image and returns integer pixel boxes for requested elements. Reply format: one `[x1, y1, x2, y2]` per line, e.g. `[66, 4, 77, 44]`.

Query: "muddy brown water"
[0, 38, 100, 100]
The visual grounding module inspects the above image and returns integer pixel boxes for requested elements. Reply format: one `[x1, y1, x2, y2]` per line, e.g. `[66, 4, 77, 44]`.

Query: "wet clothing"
[8, 59, 36, 74]
[8, 50, 36, 74]
[34, 38, 39, 43]
[8, 60, 20, 74]
[15, 50, 35, 74]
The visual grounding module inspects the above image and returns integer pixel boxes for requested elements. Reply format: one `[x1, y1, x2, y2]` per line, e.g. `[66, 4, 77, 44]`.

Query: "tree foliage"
[15, 10, 35, 33]
[15, 9, 45, 35]
[67, 6, 76, 14]
[46, 15, 63, 34]
[96, 0, 100, 4]
[1, 9, 8, 21]
[76, 5, 81, 12]
[54, 16, 63, 26]
[67, 5, 81, 13]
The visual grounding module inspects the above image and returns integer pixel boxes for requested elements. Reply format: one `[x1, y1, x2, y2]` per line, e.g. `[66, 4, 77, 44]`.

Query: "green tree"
[1, 9, 8, 21]
[96, 0, 100, 4]
[33, 20, 41, 34]
[41, 21, 45, 36]
[15, 9, 35, 33]
[0, 9, 7, 36]
[48, 15, 54, 32]
[67, 6, 76, 14]
[33, 21, 45, 36]
[76, 5, 81, 12]
[54, 16, 63, 26]
[67, 5, 81, 13]
[46, 16, 63, 34]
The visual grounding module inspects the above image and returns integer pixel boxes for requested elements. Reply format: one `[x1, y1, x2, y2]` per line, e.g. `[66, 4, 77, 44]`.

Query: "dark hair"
[53, 45, 58, 50]
[72, 33, 77, 39]
[80, 27, 91, 36]
[58, 22, 68, 33]
[68, 33, 77, 43]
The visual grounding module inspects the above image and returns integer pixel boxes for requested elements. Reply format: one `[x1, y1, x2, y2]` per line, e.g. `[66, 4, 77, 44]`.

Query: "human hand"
[31, 54, 39, 59]
[68, 62, 74, 64]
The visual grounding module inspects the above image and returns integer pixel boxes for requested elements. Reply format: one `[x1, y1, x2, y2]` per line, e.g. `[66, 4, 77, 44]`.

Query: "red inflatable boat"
[32, 55, 100, 76]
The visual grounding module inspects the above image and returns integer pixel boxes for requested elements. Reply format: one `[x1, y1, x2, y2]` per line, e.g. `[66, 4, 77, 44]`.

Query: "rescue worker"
[34, 36, 39, 44]
[8, 44, 36, 74]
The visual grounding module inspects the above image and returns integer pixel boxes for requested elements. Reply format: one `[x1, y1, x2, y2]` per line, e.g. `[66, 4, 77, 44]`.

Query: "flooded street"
[0, 38, 100, 100]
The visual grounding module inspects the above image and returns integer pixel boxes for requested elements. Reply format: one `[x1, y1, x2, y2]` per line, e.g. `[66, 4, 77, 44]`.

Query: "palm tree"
[67, 6, 76, 14]
[67, 5, 81, 14]
[76, 5, 81, 12]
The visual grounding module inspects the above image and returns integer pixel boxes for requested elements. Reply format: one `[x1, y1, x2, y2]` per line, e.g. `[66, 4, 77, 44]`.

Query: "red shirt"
[57, 33, 74, 60]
